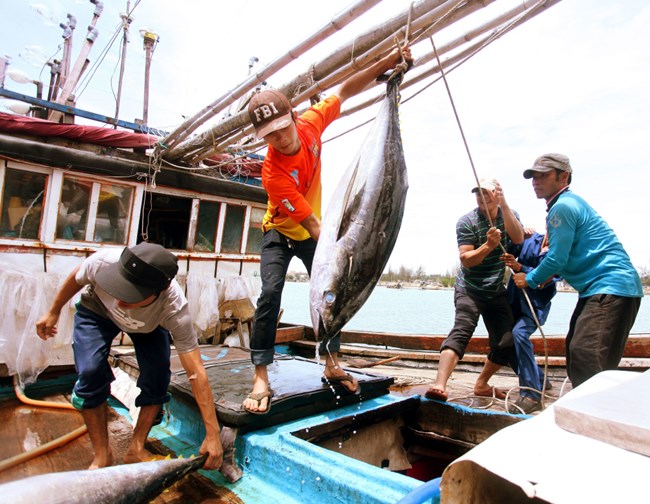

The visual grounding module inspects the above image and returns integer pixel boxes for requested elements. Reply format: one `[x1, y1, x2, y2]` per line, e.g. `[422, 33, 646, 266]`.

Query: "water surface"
[280, 283, 650, 336]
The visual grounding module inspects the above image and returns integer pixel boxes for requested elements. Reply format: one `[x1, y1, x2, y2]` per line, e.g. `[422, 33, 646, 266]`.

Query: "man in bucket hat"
[243, 45, 412, 414]
[514, 153, 642, 387]
[36, 242, 222, 470]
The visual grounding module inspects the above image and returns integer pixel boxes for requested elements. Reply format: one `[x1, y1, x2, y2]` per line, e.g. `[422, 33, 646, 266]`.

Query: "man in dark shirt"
[426, 178, 524, 401]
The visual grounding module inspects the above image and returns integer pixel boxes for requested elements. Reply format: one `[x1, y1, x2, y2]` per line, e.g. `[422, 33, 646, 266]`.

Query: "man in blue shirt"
[504, 231, 557, 413]
[513, 153, 642, 387]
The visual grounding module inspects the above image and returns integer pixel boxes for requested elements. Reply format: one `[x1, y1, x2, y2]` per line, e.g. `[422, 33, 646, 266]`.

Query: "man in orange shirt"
[243, 46, 411, 413]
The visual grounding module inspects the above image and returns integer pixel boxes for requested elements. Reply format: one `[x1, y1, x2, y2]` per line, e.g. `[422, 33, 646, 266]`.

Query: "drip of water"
[316, 337, 344, 403]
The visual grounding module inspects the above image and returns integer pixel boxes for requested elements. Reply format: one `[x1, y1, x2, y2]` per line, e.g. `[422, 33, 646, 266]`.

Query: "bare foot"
[123, 446, 155, 464]
[88, 451, 114, 470]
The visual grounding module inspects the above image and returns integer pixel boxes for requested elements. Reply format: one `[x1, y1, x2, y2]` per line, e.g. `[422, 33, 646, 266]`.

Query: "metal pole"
[114, 4, 132, 127]
[141, 30, 159, 125]
[46, 59, 60, 101]
[49, 0, 103, 122]
[59, 13, 77, 90]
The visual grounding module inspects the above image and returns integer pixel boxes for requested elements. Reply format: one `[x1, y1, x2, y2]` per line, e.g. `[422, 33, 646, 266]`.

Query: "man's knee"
[440, 342, 464, 359]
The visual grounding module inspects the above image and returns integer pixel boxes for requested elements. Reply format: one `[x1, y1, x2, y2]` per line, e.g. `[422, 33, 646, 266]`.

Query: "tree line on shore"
[380, 265, 457, 288]
[381, 265, 650, 290]
[286, 265, 458, 288]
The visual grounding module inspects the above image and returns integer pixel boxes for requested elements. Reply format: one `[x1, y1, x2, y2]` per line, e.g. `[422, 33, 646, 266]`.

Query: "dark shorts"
[566, 294, 641, 387]
[441, 286, 516, 368]
[71, 305, 171, 409]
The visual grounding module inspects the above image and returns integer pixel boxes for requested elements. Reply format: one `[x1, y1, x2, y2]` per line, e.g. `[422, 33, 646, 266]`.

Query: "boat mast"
[48, 13, 76, 103]
[113, 2, 132, 127]
[140, 29, 159, 126]
[49, 0, 104, 123]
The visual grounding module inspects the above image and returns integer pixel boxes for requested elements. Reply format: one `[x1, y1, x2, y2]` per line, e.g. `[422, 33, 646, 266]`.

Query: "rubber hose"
[0, 376, 87, 473]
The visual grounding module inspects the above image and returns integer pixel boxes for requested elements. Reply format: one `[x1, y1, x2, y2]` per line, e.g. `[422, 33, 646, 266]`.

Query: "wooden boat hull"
[280, 324, 650, 371]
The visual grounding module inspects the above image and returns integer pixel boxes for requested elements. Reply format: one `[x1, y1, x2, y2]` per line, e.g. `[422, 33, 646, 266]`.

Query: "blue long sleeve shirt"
[508, 232, 557, 316]
[525, 190, 642, 298]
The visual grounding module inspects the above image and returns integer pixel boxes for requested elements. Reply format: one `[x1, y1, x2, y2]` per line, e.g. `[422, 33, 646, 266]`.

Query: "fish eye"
[324, 291, 335, 303]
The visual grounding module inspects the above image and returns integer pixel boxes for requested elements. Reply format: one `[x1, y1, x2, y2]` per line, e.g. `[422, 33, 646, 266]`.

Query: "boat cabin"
[0, 111, 268, 379]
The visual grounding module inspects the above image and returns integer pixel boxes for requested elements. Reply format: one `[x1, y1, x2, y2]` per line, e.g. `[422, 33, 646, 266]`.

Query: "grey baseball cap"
[524, 153, 572, 179]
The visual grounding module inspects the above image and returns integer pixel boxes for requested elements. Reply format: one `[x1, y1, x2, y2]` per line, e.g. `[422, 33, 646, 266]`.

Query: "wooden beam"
[275, 326, 305, 344]
[334, 330, 650, 358]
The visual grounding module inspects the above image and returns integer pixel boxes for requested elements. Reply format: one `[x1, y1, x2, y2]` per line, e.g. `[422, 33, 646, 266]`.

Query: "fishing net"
[0, 263, 261, 386]
[0, 263, 76, 387]
[185, 273, 260, 336]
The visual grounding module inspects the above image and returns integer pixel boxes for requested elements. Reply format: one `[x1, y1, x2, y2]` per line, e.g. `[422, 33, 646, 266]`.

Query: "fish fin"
[336, 159, 364, 241]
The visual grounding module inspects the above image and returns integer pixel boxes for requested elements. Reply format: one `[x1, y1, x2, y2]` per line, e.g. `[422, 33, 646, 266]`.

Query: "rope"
[323, 0, 531, 148]
[429, 35, 551, 410]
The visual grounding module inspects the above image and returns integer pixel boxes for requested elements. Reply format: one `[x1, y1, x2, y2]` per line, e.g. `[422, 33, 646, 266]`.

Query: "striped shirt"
[455, 207, 521, 298]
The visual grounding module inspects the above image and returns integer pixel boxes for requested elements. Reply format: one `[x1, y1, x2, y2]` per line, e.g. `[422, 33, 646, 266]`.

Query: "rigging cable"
[75, 1, 143, 107]
[325, 0, 549, 149]
[428, 34, 550, 413]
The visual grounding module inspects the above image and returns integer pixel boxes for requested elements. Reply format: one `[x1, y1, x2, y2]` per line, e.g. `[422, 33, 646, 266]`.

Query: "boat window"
[94, 184, 133, 244]
[0, 168, 47, 240]
[221, 204, 245, 253]
[57, 177, 134, 244]
[246, 207, 264, 254]
[138, 192, 191, 250]
[57, 178, 92, 240]
[194, 200, 220, 252]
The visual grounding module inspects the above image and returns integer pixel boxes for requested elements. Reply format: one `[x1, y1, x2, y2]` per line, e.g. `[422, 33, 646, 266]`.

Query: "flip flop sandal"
[474, 386, 506, 400]
[424, 387, 448, 402]
[321, 373, 360, 395]
[243, 390, 273, 415]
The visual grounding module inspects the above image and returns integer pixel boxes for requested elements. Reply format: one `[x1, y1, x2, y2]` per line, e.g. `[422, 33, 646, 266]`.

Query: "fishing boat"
[0, 1, 647, 503]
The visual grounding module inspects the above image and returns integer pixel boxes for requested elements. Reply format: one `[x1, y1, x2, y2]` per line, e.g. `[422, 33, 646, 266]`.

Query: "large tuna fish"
[0, 455, 207, 504]
[310, 76, 408, 342]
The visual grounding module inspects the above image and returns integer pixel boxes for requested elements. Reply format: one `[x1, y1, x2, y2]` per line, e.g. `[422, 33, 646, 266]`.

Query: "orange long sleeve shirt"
[261, 95, 340, 241]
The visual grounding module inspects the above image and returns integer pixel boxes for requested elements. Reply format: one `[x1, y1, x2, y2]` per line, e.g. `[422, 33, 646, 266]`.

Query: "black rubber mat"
[113, 346, 393, 433]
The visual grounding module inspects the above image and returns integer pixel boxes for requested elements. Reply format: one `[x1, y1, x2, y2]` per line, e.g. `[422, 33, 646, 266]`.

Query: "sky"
[2, 0, 649, 275]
